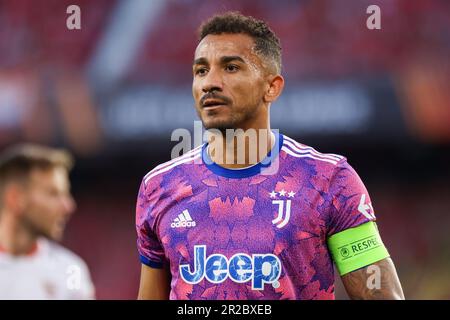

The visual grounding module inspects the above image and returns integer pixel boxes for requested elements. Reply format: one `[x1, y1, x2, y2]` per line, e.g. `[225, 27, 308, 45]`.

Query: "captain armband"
[327, 221, 390, 276]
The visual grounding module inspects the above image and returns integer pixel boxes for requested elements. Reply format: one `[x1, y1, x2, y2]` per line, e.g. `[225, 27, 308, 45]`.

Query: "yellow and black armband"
[327, 222, 390, 275]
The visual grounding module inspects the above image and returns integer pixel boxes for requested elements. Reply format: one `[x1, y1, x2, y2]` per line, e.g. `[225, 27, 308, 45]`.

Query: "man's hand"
[341, 257, 405, 300]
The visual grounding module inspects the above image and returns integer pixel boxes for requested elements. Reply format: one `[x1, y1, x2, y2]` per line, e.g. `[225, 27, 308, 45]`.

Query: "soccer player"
[0, 144, 95, 299]
[136, 12, 404, 300]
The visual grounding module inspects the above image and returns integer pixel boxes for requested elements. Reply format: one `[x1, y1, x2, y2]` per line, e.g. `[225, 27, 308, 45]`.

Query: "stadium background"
[0, 0, 449, 299]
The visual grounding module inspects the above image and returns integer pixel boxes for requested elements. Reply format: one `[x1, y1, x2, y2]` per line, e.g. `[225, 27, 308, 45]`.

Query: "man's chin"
[202, 119, 236, 132]
[45, 229, 65, 242]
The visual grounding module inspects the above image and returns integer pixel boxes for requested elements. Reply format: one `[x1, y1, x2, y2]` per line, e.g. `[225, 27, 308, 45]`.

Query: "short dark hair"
[198, 11, 282, 73]
[0, 144, 74, 199]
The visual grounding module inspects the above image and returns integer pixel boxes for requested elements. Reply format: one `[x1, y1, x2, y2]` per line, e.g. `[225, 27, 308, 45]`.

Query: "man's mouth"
[56, 218, 68, 229]
[202, 99, 228, 109]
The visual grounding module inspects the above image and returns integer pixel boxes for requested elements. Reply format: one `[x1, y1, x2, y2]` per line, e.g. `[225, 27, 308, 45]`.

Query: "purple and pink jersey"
[136, 133, 376, 300]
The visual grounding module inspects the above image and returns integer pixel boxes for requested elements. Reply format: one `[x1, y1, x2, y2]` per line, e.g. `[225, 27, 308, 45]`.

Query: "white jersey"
[0, 238, 95, 299]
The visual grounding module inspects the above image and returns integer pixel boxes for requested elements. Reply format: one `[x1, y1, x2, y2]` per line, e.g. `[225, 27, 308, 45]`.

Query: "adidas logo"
[171, 210, 196, 228]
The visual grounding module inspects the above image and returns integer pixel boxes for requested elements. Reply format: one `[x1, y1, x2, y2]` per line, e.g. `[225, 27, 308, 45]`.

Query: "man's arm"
[341, 257, 405, 300]
[137, 264, 171, 300]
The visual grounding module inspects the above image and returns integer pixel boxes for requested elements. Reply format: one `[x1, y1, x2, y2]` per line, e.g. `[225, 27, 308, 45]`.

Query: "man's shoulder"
[281, 134, 347, 168]
[141, 144, 204, 187]
[41, 239, 89, 270]
[40, 239, 95, 299]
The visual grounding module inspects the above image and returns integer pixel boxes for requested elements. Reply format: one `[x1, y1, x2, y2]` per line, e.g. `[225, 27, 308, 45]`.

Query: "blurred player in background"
[0, 144, 95, 299]
[136, 12, 404, 300]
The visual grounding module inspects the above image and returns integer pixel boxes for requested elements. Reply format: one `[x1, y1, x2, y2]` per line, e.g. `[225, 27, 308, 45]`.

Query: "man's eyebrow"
[193, 57, 208, 66]
[193, 56, 246, 66]
[220, 56, 246, 64]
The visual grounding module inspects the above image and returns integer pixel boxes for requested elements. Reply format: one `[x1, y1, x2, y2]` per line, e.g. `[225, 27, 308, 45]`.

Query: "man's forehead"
[29, 167, 68, 185]
[194, 33, 256, 60]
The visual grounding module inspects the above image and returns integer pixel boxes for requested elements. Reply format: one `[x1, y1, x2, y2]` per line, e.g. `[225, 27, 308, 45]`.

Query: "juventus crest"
[269, 189, 295, 229]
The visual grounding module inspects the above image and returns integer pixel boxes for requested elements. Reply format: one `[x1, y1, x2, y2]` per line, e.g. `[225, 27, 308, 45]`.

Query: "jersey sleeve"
[326, 159, 377, 236]
[135, 178, 166, 268]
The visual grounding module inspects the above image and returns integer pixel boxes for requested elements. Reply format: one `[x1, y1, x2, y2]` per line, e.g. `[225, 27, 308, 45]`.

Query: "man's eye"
[195, 68, 208, 76]
[225, 65, 239, 72]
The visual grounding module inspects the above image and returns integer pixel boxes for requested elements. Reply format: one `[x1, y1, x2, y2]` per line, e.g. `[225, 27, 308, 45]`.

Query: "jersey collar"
[202, 131, 283, 179]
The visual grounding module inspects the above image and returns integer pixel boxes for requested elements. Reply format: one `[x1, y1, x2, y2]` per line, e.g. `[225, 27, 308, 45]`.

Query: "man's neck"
[207, 127, 275, 169]
[0, 213, 38, 256]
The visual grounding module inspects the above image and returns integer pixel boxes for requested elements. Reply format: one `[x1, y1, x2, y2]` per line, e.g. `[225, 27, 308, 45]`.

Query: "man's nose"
[202, 69, 223, 93]
[62, 195, 76, 215]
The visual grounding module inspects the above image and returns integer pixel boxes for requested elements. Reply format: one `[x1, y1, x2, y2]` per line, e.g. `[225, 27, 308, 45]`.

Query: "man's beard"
[203, 119, 238, 134]
[199, 104, 258, 133]
[21, 211, 59, 242]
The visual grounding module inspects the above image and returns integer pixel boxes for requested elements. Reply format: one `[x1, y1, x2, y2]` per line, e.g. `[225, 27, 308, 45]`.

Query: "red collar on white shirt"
[0, 242, 39, 256]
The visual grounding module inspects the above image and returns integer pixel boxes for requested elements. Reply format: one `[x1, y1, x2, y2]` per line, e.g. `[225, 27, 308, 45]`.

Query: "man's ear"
[3, 183, 26, 215]
[264, 74, 284, 103]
